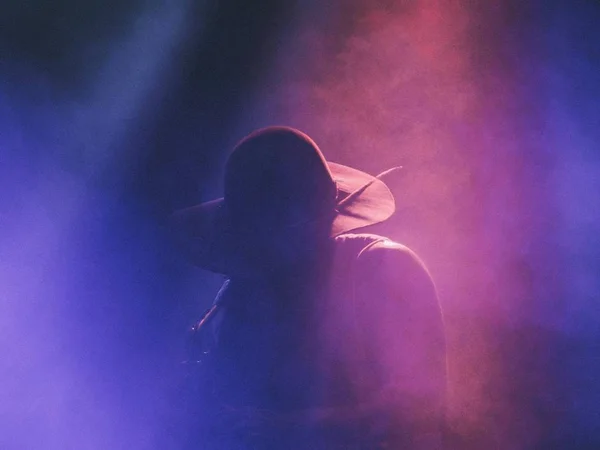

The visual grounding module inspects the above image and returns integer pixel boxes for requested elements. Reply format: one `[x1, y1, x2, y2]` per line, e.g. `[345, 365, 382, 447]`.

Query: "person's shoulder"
[351, 235, 439, 304]
[335, 232, 435, 287]
[356, 236, 430, 275]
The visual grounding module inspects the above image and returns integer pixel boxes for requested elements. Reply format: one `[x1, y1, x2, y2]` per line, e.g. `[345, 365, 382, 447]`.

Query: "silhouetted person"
[171, 126, 446, 449]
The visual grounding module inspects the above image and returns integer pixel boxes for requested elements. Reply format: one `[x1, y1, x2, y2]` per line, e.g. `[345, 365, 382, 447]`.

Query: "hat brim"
[328, 162, 395, 237]
[171, 162, 395, 274]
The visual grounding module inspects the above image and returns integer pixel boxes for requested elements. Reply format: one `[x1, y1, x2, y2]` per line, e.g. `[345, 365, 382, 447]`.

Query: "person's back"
[180, 233, 445, 449]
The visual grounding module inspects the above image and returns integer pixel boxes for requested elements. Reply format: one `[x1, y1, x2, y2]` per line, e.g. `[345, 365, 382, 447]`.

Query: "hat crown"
[224, 127, 337, 226]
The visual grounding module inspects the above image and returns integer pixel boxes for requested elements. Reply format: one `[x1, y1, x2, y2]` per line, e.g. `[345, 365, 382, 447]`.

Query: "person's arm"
[260, 241, 446, 443]
[353, 239, 447, 447]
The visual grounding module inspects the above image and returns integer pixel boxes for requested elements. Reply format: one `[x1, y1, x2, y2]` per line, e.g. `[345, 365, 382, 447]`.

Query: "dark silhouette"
[171, 126, 447, 449]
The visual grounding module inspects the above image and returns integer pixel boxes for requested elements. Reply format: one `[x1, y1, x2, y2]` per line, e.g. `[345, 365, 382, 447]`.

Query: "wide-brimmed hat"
[171, 126, 398, 274]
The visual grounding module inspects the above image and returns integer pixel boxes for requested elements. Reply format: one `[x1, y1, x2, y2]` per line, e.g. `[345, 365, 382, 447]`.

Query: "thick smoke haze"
[1, 0, 599, 449]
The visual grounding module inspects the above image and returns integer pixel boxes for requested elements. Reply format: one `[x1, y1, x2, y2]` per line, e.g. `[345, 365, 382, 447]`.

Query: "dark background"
[1, 1, 599, 448]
